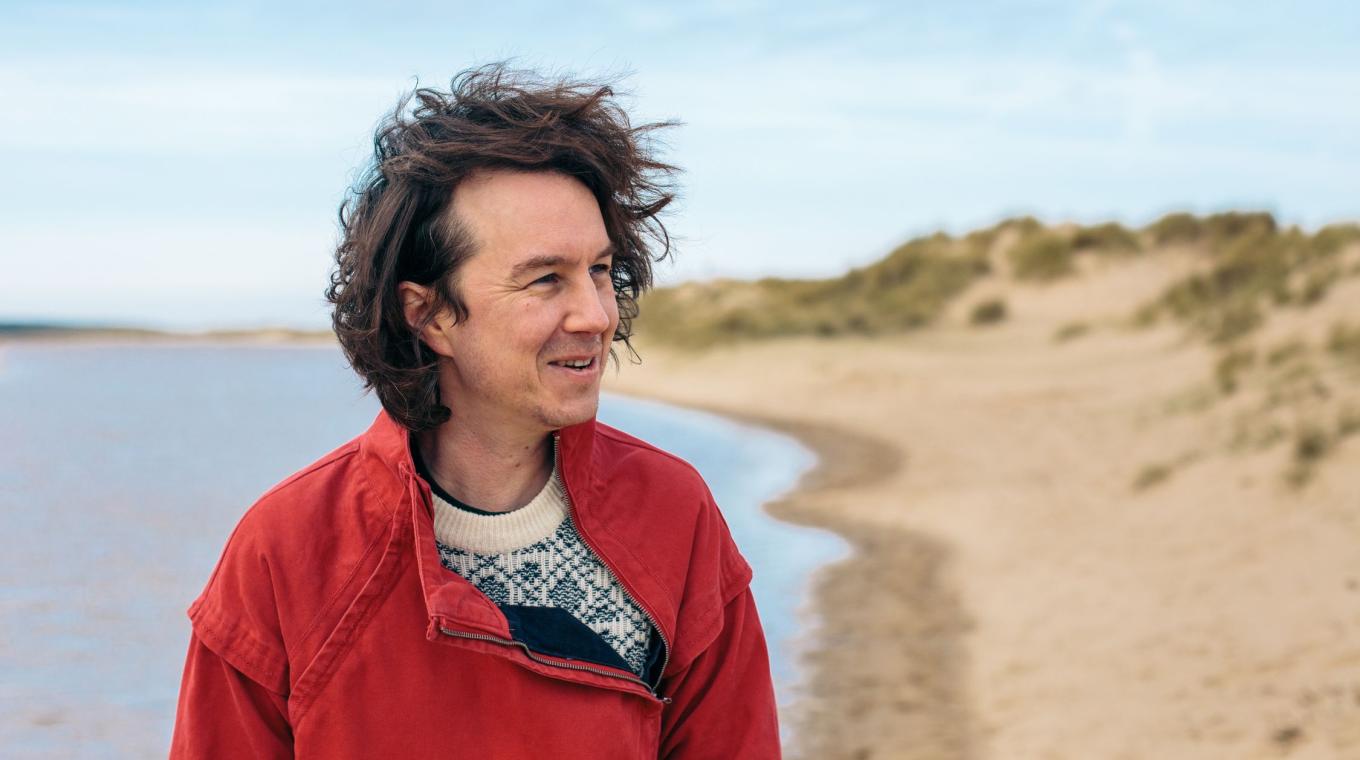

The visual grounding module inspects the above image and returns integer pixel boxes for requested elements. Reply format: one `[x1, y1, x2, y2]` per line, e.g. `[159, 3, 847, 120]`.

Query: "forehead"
[447, 169, 609, 270]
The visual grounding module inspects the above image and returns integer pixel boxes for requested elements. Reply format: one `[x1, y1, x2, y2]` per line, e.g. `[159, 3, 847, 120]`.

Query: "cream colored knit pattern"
[431, 466, 652, 675]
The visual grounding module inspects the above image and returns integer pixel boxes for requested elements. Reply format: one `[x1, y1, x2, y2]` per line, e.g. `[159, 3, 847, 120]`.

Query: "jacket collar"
[357, 406, 600, 498]
[356, 408, 605, 636]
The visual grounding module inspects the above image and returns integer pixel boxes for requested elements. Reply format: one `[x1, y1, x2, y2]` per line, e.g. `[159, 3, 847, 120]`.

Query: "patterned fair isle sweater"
[414, 442, 655, 678]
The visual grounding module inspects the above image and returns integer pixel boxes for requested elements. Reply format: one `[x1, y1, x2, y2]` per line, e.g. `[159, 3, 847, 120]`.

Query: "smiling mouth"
[548, 357, 598, 372]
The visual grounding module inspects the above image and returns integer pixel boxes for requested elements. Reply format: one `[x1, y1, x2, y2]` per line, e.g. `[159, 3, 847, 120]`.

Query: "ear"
[397, 281, 456, 358]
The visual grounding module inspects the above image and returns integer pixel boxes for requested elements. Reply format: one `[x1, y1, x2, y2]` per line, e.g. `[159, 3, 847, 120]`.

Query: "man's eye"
[532, 273, 559, 285]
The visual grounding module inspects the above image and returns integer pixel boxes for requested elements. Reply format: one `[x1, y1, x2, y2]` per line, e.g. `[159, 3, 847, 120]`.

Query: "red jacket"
[169, 408, 781, 758]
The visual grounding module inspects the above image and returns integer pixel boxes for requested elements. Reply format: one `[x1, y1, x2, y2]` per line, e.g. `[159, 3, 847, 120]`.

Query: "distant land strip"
[0, 321, 335, 344]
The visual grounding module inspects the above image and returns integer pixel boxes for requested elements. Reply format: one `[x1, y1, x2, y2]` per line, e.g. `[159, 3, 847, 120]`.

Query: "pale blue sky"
[2, 1, 1356, 330]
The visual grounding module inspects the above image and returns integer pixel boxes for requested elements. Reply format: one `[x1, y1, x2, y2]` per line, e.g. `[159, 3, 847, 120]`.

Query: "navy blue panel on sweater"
[501, 605, 634, 673]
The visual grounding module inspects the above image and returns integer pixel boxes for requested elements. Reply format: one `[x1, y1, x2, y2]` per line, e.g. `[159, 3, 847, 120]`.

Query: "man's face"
[431, 169, 618, 436]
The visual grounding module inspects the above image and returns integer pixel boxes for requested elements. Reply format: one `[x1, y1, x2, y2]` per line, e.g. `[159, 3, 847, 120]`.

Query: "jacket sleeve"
[170, 501, 296, 759]
[169, 631, 294, 759]
[657, 583, 782, 759]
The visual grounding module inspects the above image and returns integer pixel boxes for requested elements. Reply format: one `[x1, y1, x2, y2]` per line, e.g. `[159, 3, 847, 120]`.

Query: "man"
[169, 64, 781, 758]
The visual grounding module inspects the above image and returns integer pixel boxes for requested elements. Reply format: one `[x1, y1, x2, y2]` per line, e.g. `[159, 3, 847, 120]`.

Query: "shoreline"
[14, 308, 1357, 757]
[0, 332, 338, 348]
[604, 384, 978, 760]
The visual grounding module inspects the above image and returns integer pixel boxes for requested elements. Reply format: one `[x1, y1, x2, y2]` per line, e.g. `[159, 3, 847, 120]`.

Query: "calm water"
[0, 342, 846, 758]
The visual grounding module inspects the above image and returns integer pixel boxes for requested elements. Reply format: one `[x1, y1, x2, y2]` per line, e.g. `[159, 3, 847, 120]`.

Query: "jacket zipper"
[552, 432, 673, 702]
[411, 438, 673, 705]
[436, 626, 670, 703]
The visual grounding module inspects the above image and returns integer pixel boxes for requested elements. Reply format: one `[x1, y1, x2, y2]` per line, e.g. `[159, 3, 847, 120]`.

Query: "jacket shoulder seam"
[593, 425, 706, 480]
[256, 442, 360, 504]
[594, 424, 748, 588]
[185, 443, 363, 698]
[188, 593, 289, 695]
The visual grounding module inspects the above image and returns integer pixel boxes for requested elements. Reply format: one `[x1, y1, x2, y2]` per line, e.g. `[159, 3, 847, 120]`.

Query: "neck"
[414, 418, 554, 514]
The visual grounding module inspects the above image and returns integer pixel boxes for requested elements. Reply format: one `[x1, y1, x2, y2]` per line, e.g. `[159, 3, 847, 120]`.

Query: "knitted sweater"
[414, 442, 655, 677]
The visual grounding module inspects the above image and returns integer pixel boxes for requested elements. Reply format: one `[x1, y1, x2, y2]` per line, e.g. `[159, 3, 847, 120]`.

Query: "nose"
[562, 274, 614, 336]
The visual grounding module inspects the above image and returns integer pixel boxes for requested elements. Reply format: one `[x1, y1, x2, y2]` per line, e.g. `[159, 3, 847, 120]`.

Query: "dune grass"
[969, 298, 1007, 326]
[1009, 233, 1074, 281]
[1133, 215, 1360, 345]
[1130, 450, 1202, 492]
[635, 231, 990, 348]
[1214, 346, 1257, 394]
[1328, 320, 1360, 364]
[1198, 325, 1360, 487]
[1072, 222, 1142, 254]
[634, 212, 1360, 350]
[1052, 321, 1091, 343]
[1131, 462, 1174, 491]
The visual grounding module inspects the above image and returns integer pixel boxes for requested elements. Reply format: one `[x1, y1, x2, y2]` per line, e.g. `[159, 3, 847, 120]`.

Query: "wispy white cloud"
[0, 62, 401, 156]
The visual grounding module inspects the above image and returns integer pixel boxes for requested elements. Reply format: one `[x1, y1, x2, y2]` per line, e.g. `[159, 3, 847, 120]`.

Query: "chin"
[540, 398, 600, 430]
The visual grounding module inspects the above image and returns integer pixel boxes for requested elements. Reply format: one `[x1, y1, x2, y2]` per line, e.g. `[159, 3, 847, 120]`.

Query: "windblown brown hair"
[325, 63, 679, 432]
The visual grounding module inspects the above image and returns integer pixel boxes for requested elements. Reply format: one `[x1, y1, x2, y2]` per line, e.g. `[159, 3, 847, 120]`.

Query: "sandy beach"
[605, 249, 1360, 759]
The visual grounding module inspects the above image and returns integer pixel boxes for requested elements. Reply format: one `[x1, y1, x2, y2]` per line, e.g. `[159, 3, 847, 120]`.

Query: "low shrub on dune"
[1009, 232, 1074, 281]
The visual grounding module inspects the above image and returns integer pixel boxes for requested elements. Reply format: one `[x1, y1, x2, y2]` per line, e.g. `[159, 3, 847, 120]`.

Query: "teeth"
[555, 358, 592, 368]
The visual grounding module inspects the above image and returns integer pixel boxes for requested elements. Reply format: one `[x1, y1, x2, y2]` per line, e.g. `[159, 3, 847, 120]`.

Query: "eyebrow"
[509, 245, 615, 279]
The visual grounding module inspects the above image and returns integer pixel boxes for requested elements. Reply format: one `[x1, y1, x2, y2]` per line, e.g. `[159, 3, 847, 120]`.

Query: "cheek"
[511, 301, 553, 335]
[603, 289, 621, 327]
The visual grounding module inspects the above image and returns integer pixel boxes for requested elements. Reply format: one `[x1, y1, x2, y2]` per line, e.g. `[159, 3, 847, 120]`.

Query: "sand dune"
[605, 248, 1360, 759]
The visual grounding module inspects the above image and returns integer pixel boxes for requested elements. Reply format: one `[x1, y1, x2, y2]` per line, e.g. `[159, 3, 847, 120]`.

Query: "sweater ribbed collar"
[430, 459, 568, 554]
